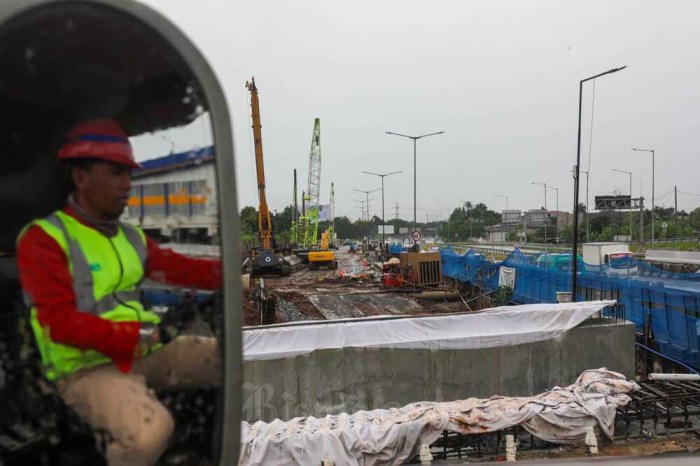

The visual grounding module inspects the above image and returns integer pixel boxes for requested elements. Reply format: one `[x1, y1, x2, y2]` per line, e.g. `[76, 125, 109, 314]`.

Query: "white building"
[123, 146, 219, 243]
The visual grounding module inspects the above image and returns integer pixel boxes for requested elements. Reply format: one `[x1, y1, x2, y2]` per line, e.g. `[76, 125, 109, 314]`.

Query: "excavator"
[246, 78, 291, 276]
[308, 182, 338, 270]
[308, 229, 338, 270]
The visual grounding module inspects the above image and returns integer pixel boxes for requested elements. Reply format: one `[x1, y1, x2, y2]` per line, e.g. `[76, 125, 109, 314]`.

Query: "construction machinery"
[246, 77, 291, 276]
[302, 118, 322, 249]
[293, 118, 323, 263]
[328, 182, 337, 249]
[289, 169, 299, 247]
[309, 229, 338, 270]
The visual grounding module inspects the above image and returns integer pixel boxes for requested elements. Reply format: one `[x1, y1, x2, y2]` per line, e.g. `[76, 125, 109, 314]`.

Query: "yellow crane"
[246, 77, 290, 276]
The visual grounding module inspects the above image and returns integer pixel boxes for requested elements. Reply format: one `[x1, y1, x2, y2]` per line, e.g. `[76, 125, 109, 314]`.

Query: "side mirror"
[0, 0, 241, 463]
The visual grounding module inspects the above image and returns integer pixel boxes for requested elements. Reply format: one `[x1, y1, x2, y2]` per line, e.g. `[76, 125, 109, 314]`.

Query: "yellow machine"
[308, 230, 337, 270]
[246, 77, 290, 276]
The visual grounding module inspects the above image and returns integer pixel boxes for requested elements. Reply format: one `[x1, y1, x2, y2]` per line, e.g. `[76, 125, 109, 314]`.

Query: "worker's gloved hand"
[157, 323, 174, 344]
[138, 323, 174, 356]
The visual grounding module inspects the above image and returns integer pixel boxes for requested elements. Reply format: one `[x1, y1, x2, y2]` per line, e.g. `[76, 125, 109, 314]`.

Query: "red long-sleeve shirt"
[17, 207, 222, 373]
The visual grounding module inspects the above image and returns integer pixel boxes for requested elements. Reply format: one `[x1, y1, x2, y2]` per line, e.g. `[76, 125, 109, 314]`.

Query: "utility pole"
[675, 186, 678, 214]
[394, 202, 400, 220]
[639, 197, 645, 248]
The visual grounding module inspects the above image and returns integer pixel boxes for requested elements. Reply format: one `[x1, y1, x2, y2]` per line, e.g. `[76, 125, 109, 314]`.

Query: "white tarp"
[243, 300, 616, 361]
[239, 369, 639, 466]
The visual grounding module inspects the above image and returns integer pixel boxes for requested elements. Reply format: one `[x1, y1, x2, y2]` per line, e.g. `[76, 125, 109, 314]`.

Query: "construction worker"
[16, 119, 222, 466]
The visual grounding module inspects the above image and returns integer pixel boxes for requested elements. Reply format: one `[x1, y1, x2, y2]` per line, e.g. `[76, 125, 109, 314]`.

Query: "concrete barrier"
[242, 318, 635, 422]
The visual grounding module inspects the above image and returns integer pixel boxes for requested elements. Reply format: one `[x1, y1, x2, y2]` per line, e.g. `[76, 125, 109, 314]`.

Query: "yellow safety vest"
[22, 210, 160, 380]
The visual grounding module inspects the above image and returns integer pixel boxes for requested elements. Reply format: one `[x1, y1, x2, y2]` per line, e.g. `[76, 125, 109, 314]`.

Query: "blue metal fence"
[441, 247, 700, 370]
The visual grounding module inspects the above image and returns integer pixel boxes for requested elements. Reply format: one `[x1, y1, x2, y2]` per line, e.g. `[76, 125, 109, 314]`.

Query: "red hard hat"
[57, 119, 142, 169]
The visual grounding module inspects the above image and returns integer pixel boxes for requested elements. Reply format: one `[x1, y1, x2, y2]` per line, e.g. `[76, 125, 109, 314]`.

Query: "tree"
[240, 206, 258, 234]
[688, 207, 700, 233]
[271, 205, 295, 234]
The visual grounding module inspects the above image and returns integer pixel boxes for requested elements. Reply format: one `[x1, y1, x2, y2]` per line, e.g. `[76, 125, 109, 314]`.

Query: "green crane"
[302, 118, 321, 248]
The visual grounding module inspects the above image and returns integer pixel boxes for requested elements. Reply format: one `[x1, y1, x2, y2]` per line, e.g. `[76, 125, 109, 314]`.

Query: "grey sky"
[139, 0, 700, 220]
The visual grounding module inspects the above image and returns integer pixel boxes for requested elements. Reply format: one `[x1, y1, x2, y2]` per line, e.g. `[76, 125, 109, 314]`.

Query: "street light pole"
[351, 199, 366, 221]
[531, 182, 548, 245]
[353, 188, 380, 222]
[631, 148, 655, 247]
[547, 186, 559, 241]
[612, 168, 633, 243]
[572, 65, 627, 300]
[363, 170, 402, 250]
[385, 131, 445, 228]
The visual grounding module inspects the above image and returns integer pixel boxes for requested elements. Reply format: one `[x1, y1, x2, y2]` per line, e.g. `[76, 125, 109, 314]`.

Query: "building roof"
[133, 145, 214, 178]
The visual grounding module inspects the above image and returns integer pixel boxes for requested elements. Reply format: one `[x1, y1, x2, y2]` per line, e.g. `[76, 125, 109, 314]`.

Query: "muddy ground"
[247, 247, 473, 324]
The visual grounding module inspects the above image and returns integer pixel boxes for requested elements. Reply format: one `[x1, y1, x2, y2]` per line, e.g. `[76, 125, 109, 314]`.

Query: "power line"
[655, 189, 675, 201]
[678, 190, 700, 198]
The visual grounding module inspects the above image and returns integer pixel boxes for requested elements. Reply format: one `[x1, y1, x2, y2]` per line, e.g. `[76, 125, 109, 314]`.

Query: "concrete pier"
[242, 318, 635, 422]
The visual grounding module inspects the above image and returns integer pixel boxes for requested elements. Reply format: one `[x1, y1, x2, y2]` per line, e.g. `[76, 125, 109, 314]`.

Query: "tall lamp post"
[572, 65, 627, 300]
[353, 188, 381, 223]
[363, 170, 402, 249]
[385, 130, 445, 228]
[531, 182, 548, 245]
[612, 168, 633, 243]
[631, 148, 655, 247]
[351, 199, 367, 221]
[547, 186, 559, 241]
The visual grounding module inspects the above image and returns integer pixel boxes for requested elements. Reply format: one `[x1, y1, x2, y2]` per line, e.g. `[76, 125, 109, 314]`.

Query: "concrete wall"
[241, 319, 635, 422]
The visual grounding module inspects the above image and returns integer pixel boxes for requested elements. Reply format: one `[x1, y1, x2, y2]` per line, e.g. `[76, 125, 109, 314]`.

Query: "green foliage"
[240, 206, 258, 234]
[440, 201, 502, 241]
[492, 286, 513, 306]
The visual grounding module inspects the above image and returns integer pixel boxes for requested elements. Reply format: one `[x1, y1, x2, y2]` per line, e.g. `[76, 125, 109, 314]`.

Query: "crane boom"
[329, 182, 335, 245]
[303, 118, 321, 248]
[246, 77, 272, 250]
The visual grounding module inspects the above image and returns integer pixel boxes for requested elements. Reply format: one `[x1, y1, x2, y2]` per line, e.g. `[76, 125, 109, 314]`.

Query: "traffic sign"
[411, 230, 422, 242]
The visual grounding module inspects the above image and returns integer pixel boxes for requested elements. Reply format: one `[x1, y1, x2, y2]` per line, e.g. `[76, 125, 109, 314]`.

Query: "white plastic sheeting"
[239, 369, 639, 466]
[243, 300, 616, 361]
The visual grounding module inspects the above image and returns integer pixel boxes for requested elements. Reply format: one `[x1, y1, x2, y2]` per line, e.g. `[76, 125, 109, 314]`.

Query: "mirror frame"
[0, 0, 242, 463]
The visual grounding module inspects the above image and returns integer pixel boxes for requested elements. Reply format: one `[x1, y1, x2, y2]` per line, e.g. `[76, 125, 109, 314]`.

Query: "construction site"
[1, 1, 700, 466]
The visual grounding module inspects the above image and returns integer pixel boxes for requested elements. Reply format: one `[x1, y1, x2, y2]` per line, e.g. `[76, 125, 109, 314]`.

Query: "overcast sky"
[137, 0, 700, 221]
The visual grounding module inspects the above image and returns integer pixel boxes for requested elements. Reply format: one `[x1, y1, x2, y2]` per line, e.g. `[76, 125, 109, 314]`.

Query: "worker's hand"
[138, 323, 161, 356]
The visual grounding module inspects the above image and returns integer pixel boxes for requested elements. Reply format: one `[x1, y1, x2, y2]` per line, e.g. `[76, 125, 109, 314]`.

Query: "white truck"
[582, 242, 635, 275]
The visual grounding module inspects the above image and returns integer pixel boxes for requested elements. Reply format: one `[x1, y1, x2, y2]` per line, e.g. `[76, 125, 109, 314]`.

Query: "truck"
[582, 243, 636, 276]
[582, 243, 632, 266]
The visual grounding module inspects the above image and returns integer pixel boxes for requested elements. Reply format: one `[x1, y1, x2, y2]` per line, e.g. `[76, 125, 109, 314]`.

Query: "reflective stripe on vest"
[22, 214, 147, 315]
